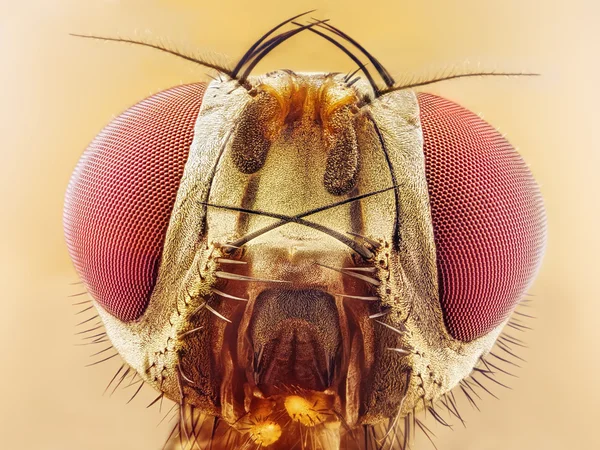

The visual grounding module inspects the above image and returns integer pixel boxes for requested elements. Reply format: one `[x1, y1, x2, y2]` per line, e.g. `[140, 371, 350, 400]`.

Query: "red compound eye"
[63, 83, 206, 322]
[418, 93, 546, 342]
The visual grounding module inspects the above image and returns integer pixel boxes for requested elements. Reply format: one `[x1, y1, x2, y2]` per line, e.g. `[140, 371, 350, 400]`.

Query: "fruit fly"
[64, 11, 546, 450]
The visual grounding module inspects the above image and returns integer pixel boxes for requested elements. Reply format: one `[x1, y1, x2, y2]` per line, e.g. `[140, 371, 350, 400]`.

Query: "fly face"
[65, 15, 546, 450]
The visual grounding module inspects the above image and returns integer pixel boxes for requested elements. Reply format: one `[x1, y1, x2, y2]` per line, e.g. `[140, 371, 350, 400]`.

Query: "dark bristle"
[75, 325, 103, 335]
[147, 392, 164, 409]
[232, 10, 316, 77]
[201, 200, 373, 258]
[68, 292, 88, 297]
[110, 367, 131, 396]
[501, 332, 527, 345]
[209, 416, 220, 450]
[158, 403, 178, 427]
[367, 114, 401, 249]
[415, 418, 438, 450]
[459, 383, 480, 411]
[126, 381, 145, 404]
[292, 21, 380, 94]
[104, 364, 124, 395]
[474, 368, 512, 390]
[224, 184, 398, 249]
[85, 353, 118, 367]
[90, 346, 113, 358]
[470, 375, 499, 400]
[162, 422, 179, 450]
[461, 378, 482, 400]
[344, 64, 365, 82]
[481, 357, 518, 378]
[489, 351, 522, 368]
[239, 20, 329, 82]
[403, 414, 410, 450]
[514, 311, 537, 319]
[507, 321, 532, 332]
[71, 300, 91, 306]
[427, 406, 452, 428]
[496, 341, 527, 362]
[76, 314, 99, 327]
[346, 76, 362, 87]
[75, 305, 94, 315]
[83, 332, 106, 340]
[125, 370, 139, 388]
[316, 21, 395, 88]
[439, 394, 464, 427]
[499, 335, 528, 349]
[447, 391, 465, 426]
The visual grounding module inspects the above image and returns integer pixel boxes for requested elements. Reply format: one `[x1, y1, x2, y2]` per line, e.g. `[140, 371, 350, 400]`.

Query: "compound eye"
[418, 93, 546, 341]
[63, 83, 206, 322]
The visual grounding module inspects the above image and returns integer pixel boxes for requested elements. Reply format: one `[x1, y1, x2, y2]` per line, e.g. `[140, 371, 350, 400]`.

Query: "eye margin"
[418, 92, 546, 342]
[63, 83, 207, 322]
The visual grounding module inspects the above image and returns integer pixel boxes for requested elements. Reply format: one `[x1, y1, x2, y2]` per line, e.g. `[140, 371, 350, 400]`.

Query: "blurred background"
[1, 0, 597, 448]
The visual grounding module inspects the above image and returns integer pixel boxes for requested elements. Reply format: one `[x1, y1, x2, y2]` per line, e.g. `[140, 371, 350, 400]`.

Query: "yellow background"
[1, 0, 597, 448]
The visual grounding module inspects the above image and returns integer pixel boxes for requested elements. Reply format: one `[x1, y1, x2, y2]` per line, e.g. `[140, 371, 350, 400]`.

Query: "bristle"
[342, 266, 377, 273]
[239, 20, 329, 82]
[415, 418, 438, 450]
[204, 304, 232, 323]
[190, 302, 207, 317]
[110, 367, 131, 396]
[488, 351, 521, 368]
[85, 353, 118, 367]
[221, 185, 398, 252]
[126, 381, 145, 404]
[75, 325, 103, 335]
[346, 76, 361, 88]
[366, 113, 400, 248]
[481, 357, 517, 377]
[231, 10, 316, 77]
[147, 392, 164, 409]
[179, 326, 204, 338]
[459, 382, 480, 411]
[90, 346, 114, 358]
[215, 271, 290, 283]
[162, 422, 179, 450]
[344, 65, 364, 83]
[75, 305, 94, 315]
[104, 364, 125, 395]
[374, 320, 406, 335]
[386, 347, 411, 356]
[68, 291, 88, 297]
[71, 300, 91, 306]
[292, 21, 380, 94]
[216, 258, 248, 265]
[317, 263, 380, 285]
[346, 232, 381, 249]
[369, 311, 391, 319]
[213, 288, 248, 302]
[179, 366, 195, 385]
[76, 314, 99, 327]
[335, 294, 378, 301]
[473, 368, 512, 390]
[470, 375, 499, 400]
[315, 21, 395, 88]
